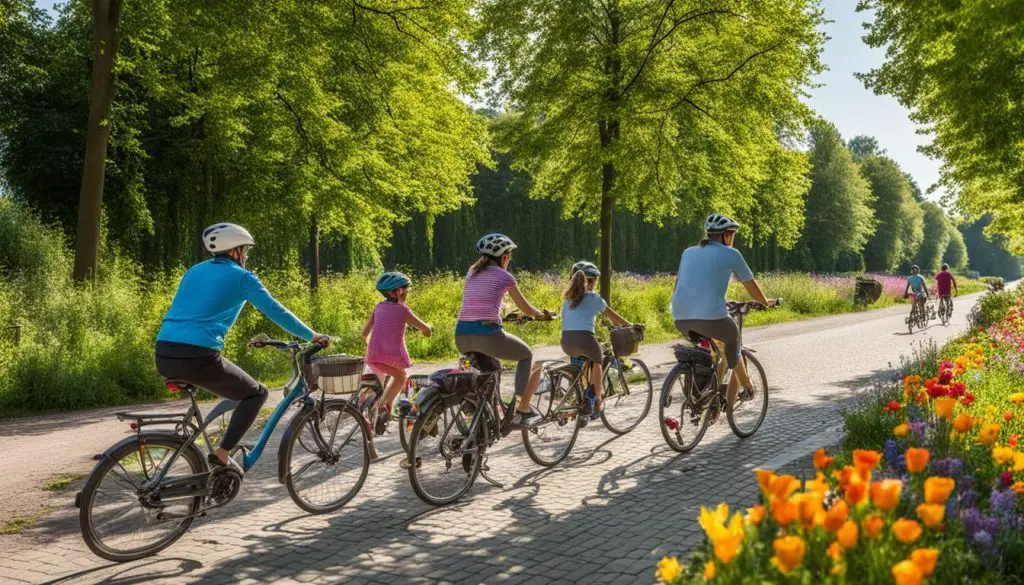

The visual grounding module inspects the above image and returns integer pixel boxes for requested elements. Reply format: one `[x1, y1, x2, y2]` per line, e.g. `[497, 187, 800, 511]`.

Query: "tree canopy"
[859, 155, 921, 272]
[858, 0, 1024, 252]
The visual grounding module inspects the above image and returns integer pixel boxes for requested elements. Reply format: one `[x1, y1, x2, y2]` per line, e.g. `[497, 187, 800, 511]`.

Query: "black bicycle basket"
[673, 344, 712, 367]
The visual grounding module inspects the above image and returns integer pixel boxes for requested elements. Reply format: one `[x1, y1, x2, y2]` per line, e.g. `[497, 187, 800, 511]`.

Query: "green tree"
[477, 0, 825, 299]
[796, 122, 874, 271]
[857, 0, 1024, 251]
[915, 201, 949, 273]
[859, 156, 920, 272]
[960, 215, 1022, 280]
[847, 135, 884, 161]
[942, 218, 968, 272]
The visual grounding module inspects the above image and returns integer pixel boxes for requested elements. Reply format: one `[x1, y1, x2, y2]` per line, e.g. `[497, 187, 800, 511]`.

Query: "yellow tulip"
[910, 548, 939, 577]
[870, 479, 903, 512]
[772, 535, 806, 574]
[657, 557, 682, 584]
[699, 505, 745, 564]
[703, 560, 715, 581]
[769, 474, 801, 502]
[916, 503, 945, 529]
[1014, 453, 1024, 472]
[745, 504, 766, 525]
[993, 446, 1015, 466]
[979, 423, 1001, 446]
[805, 473, 829, 495]
[924, 477, 956, 504]
[892, 560, 924, 585]
[894, 423, 910, 438]
[892, 518, 923, 544]
[1010, 392, 1024, 405]
[905, 448, 930, 474]
[837, 520, 858, 549]
[934, 397, 956, 419]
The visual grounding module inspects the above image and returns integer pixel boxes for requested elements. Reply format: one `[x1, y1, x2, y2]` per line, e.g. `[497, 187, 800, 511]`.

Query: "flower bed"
[656, 289, 1024, 584]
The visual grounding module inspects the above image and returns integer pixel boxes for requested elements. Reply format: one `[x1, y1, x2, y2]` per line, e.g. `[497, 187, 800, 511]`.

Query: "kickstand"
[478, 455, 503, 488]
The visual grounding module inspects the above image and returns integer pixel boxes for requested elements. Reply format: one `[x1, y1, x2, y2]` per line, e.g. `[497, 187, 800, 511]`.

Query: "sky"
[33, 0, 941, 200]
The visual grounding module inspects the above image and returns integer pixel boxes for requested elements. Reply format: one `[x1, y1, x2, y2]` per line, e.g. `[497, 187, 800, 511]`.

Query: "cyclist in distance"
[936, 263, 958, 304]
[561, 261, 633, 419]
[904, 265, 929, 314]
[671, 214, 778, 413]
[155, 223, 330, 469]
[455, 233, 550, 428]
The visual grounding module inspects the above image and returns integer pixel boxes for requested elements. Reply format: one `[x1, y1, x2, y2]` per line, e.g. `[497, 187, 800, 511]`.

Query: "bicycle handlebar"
[503, 311, 558, 324]
[726, 298, 783, 315]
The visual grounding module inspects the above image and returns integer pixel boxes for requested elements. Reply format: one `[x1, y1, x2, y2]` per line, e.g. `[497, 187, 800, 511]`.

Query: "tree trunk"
[72, 0, 123, 281]
[597, 2, 621, 302]
[309, 214, 320, 291]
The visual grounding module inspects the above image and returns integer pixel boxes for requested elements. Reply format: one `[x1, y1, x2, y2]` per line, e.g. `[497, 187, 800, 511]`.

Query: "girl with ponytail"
[560, 261, 632, 419]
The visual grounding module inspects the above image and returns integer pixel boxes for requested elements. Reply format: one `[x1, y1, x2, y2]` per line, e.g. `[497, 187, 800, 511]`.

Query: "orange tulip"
[1004, 411, 1014, 422]
[854, 450, 882, 475]
[823, 500, 850, 533]
[844, 481, 868, 506]
[870, 479, 903, 512]
[905, 448, 930, 474]
[772, 536, 806, 574]
[892, 560, 923, 585]
[827, 541, 842, 560]
[755, 469, 776, 492]
[892, 518, 922, 544]
[805, 473, 829, 495]
[864, 514, 885, 539]
[769, 474, 801, 502]
[934, 397, 956, 419]
[953, 412, 973, 433]
[772, 498, 799, 526]
[704, 560, 715, 581]
[916, 503, 945, 529]
[795, 492, 824, 529]
[924, 477, 956, 504]
[837, 520, 858, 549]
[814, 448, 834, 470]
[746, 504, 766, 525]
[910, 548, 939, 577]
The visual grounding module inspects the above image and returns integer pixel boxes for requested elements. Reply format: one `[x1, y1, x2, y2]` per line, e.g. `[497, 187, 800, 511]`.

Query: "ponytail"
[563, 271, 590, 308]
[470, 255, 495, 275]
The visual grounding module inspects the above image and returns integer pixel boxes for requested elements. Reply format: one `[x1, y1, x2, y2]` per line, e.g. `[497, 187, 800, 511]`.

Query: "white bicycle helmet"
[202, 223, 255, 253]
[704, 213, 741, 234]
[571, 261, 600, 278]
[476, 233, 517, 257]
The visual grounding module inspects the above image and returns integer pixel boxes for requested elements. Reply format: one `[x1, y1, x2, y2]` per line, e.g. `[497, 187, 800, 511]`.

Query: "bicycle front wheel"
[522, 367, 582, 467]
[283, 399, 370, 514]
[79, 435, 205, 562]
[727, 351, 769, 438]
[600, 357, 653, 434]
[659, 365, 711, 453]
[408, 398, 485, 506]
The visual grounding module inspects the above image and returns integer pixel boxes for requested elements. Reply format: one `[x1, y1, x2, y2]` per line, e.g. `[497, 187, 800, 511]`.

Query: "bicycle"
[405, 312, 555, 506]
[76, 335, 371, 562]
[905, 293, 935, 333]
[659, 300, 776, 453]
[351, 368, 430, 458]
[938, 294, 954, 326]
[523, 324, 653, 467]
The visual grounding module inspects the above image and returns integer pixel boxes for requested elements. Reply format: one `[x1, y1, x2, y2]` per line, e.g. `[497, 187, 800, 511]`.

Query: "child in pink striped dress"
[362, 272, 431, 429]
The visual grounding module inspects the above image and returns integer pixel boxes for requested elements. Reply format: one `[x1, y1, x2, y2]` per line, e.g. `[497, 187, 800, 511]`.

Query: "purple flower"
[930, 458, 964, 478]
[973, 530, 995, 552]
[908, 421, 927, 441]
[962, 507, 1000, 541]
[960, 490, 979, 509]
[991, 488, 1018, 523]
[884, 440, 899, 468]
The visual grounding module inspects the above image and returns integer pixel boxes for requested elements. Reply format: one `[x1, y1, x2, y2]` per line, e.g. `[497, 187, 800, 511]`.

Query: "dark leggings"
[454, 331, 532, 398]
[155, 341, 268, 450]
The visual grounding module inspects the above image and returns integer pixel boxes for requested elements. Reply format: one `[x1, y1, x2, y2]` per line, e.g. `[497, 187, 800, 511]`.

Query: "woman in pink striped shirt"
[455, 233, 549, 428]
[362, 272, 431, 433]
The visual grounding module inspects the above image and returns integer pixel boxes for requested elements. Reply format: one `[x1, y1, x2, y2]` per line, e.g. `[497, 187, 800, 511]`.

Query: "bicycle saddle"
[163, 379, 197, 392]
[463, 352, 501, 373]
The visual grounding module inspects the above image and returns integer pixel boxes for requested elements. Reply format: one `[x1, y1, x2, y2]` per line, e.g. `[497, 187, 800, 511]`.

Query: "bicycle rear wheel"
[727, 351, 769, 438]
[282, 399, 370, 514]
[600, 357, 653, 435]
[522, 367, 582, 467]
[659, 365, 711, 453]
[407, 398, 485, 506]
[79, 435, 205, 562]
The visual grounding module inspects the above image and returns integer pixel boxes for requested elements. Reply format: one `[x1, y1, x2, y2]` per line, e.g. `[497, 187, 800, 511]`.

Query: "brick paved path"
[0, 296, 982, 584]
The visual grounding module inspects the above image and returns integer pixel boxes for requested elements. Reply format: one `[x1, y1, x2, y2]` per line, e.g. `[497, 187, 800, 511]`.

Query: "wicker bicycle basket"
[610, 326, 642, 357]
[311, 355, 364, 394]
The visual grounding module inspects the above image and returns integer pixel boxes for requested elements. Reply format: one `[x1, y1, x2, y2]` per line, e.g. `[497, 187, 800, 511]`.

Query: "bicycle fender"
[742, 347, 756, 353]
[277, 401, 316, 485]
[97, 431, 206, 466]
